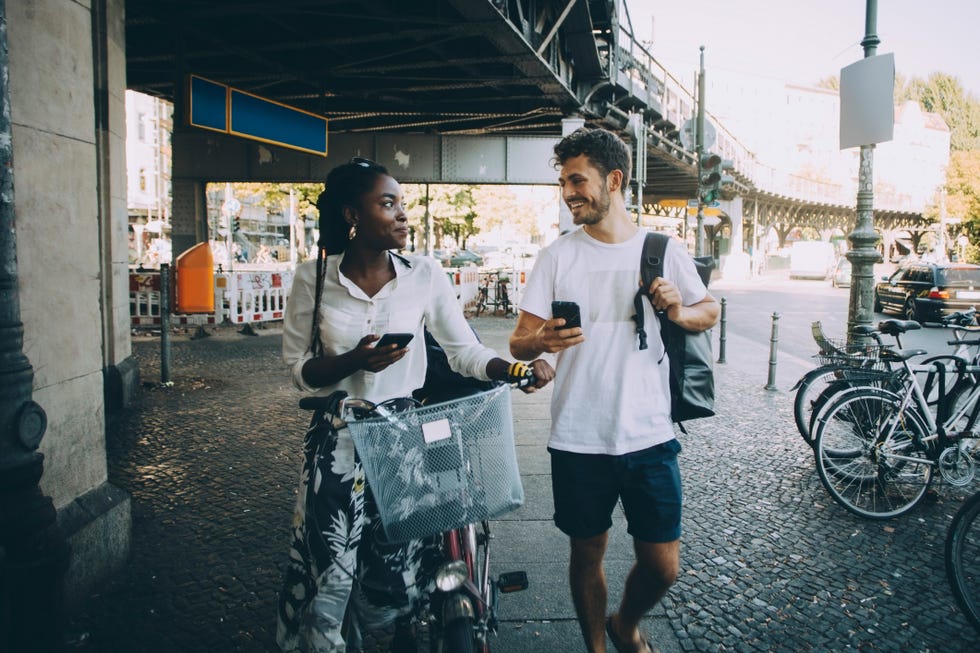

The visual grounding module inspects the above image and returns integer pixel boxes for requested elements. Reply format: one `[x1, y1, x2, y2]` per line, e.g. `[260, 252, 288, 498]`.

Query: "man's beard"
[572, 184, 611, 226]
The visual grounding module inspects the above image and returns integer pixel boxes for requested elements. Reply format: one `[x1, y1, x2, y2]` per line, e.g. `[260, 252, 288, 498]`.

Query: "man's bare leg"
[608, 539, 680, 652]
[569, 532, 610, 653]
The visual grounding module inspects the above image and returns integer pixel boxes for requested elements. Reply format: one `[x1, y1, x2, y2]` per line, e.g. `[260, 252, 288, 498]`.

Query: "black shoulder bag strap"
[632, 231, 670, 354]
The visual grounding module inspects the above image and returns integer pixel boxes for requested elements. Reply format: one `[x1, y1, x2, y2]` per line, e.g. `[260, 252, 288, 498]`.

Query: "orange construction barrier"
[175, 242, 215, 313]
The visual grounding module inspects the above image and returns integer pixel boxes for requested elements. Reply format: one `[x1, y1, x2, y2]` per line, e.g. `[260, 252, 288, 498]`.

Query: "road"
[712, 272, 968, 391]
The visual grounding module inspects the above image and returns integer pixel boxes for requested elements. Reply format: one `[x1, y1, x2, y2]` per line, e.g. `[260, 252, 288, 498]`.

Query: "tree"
[229, 182, 321, 218]
[946, 151, 980, 258]
[900, 72, 980, 151]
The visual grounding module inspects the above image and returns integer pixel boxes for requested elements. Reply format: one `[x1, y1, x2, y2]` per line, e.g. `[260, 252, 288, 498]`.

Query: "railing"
[609, 20, 919, 214]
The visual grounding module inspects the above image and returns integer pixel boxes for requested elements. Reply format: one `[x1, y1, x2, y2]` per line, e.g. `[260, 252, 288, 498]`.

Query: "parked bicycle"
[474, 270, 512, 317]
[811, 338, 980, 519]
[794, 310, 980, 448]
[793, 320, 916, 447]
[300, 365, 536, 652]
[946, 490, 980, 634]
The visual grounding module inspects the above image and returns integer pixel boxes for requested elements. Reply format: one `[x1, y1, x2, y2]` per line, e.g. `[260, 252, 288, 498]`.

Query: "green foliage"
[899, 72, 980, 151]
[402, 184, 549, 250]
[229, 182, 321, 217]
[946, 151, 980, 253]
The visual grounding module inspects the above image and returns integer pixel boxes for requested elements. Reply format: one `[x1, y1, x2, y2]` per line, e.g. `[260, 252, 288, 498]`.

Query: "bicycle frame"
[870, 357, 980, 482]
[421, 516, 527, 653]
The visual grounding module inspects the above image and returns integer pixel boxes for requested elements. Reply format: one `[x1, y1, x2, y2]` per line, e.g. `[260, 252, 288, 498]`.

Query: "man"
[510, 127, 719, 653]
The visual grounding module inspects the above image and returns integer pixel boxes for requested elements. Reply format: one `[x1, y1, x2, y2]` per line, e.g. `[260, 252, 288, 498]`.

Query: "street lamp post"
[846, 0, 883, 340]
[695, 46, 706, 257]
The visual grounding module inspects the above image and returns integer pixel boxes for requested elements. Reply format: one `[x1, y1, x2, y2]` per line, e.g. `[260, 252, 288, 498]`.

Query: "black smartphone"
[376, 332, 414, 349]
[551, 301, 581, 330]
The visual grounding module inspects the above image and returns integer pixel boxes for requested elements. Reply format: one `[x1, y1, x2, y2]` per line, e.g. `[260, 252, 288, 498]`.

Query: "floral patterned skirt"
[275, 409, 441, 653]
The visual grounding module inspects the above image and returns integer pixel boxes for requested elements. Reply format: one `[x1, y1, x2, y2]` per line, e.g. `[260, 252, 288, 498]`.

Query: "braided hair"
[309, 158, 390, 355]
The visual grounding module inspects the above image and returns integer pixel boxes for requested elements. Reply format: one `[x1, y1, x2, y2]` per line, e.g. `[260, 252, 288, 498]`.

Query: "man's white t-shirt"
[520, 228, 708, 455]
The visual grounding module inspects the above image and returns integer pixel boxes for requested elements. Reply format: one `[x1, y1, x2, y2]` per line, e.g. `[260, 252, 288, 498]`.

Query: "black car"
[873, 262, 980, 322]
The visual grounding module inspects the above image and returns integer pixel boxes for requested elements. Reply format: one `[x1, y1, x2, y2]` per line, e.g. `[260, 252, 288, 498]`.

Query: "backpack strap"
[632, 232, 669, 351]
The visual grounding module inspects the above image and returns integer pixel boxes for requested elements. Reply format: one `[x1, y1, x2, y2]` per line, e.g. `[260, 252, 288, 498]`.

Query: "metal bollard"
[717, 297, 727, 364]
[160, 263, 172, 384]
[765, 311, 779, 391]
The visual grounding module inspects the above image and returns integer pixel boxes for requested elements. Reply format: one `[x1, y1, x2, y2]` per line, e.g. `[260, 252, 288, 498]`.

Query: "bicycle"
[300, 366, 536, 652]
[474, 270, 512, 317]
[793, 319, 915, 447]
[811, 343, 980, 519]
[946, 490, 980, 634]
[795, 310, 980, 448]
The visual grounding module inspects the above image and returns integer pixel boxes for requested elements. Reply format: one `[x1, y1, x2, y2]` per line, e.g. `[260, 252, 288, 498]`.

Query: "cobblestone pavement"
[65, 315, 979, 652]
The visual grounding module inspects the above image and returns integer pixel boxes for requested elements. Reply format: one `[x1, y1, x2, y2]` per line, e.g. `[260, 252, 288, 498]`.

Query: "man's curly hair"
[551, 127, 632, 196]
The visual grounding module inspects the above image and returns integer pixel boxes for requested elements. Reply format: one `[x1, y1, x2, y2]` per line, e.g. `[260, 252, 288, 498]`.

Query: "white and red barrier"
[449, 266, 480, 311]
[130, 262, 512, 328]
[221, 270, 293, 324]
[129, 268, 292, 328]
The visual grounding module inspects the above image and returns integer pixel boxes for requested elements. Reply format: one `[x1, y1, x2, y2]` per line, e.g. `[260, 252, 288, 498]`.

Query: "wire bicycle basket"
[811, 321, 890, 372]
[346, 385, 524, 543]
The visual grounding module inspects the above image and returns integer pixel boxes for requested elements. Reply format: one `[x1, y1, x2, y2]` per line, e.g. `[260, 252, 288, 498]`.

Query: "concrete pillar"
[720, 196, 750, 280]
[171, 178, 209, 262]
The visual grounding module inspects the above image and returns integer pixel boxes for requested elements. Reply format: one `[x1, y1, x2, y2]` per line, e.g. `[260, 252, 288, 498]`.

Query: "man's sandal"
[605, 615, 660, 653]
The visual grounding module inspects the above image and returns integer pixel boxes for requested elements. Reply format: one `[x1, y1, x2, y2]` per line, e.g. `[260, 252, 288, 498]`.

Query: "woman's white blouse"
[282, 252, 496, 403]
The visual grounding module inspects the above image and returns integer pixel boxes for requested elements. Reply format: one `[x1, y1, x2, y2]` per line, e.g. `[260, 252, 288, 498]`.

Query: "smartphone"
[551, 301, 581, 330]
[376, 332, 414, 349]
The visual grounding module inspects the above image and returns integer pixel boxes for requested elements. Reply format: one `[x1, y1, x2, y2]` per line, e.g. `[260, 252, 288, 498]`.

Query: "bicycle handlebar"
[921, 308, 979, 329]
[298, 363, 537, 415]
[506, 361, 537, 388]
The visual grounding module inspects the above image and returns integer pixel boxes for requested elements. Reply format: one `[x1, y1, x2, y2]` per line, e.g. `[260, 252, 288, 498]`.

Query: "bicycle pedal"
[497, 571, 529, 593]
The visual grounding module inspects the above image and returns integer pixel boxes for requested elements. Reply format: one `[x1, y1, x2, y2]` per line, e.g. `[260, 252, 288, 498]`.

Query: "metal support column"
[846, 0, 883, 340]
[695, 46, 707, 257]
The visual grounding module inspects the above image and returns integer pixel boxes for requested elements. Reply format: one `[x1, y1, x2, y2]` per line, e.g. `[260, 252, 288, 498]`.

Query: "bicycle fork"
[428, 522, 528, 652]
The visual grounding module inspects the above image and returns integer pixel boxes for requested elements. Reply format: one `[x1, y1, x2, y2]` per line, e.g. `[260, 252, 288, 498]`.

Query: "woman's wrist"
[485, 358, 511, 382]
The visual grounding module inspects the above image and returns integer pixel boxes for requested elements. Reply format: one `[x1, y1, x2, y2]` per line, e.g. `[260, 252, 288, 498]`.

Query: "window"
[938, 268, 980, 286]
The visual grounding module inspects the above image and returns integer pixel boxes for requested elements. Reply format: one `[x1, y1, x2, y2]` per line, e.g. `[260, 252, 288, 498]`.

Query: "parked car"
[831, 257, 852, 288]
[789, 241, 836, 280]
[447, 249, 483, 267]
[873, 262, 980, 322]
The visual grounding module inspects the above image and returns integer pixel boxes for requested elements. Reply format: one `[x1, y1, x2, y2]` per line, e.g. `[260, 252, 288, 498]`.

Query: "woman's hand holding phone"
[353, 333, 412, 373]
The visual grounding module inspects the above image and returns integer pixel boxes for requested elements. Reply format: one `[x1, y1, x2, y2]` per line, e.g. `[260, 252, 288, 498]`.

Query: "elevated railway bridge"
[126, 0, 931, 270]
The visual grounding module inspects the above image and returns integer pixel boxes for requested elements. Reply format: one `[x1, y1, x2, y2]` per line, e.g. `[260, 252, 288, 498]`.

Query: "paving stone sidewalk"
[64, 316, 979, 652]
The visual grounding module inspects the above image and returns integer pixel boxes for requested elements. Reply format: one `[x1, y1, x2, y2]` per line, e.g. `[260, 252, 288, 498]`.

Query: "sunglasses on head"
[349, 156, 384, 170]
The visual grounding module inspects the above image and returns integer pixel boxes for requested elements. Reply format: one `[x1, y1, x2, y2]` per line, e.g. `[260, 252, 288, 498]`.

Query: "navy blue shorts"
[549, 440, 683, 543]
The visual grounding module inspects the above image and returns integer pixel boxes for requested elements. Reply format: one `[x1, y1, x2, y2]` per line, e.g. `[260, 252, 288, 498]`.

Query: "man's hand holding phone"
[535, 301, 585, 353]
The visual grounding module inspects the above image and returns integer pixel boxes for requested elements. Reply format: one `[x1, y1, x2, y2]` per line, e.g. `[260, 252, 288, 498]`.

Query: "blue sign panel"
[188, 76, 228, 133]
[229, 89, 328, 156]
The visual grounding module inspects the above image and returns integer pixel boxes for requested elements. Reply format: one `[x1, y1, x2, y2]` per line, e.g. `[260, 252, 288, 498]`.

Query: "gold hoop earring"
[348, 224, 357, 240]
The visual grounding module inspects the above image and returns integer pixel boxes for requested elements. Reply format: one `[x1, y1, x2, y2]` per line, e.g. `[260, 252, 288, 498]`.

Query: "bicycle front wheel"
[946, 491, 980, 633]
[793, 366, 842, 446]
[814, 388, 933, 519]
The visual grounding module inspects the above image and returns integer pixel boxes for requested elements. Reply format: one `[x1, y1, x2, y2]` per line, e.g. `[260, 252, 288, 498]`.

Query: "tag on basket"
[422, 418, 452, 444]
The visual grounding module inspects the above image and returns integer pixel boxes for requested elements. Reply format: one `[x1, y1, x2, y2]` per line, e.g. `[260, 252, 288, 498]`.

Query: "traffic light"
[699, 153, 736, 204]
[699, 153, 722, 204]
[233, 216, 241, 232]
[718, 158, 735, 199]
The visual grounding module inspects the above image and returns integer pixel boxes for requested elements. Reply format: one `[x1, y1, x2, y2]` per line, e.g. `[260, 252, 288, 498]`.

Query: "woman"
[275, 157, 553, 653]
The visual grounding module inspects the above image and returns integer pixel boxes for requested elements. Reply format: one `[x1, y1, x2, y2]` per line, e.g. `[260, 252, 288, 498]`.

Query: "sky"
[626, 0, 980, 98]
